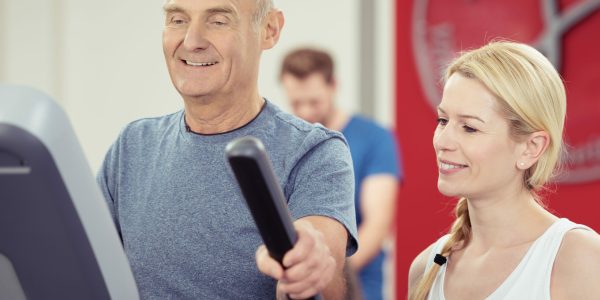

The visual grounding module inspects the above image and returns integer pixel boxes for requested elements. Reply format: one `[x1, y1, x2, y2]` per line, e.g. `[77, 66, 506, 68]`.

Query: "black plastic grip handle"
[226, 136, 323, 300]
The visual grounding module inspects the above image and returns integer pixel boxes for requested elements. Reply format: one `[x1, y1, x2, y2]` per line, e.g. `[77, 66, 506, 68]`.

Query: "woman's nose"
[433, 125, 457, 152]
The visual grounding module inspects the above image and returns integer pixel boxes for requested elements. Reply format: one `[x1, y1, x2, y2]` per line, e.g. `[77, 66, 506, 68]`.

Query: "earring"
[519, 162, 525, 168]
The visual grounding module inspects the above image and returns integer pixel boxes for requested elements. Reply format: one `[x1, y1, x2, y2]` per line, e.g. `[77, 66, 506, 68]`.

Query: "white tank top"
[425, 218, 593, 300]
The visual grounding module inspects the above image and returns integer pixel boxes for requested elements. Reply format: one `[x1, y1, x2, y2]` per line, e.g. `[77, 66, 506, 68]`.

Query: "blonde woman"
[408, 41, 600, 300]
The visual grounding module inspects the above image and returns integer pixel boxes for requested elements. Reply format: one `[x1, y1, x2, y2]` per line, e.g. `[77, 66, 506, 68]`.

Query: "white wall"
[1, 0, 394, 173]
[0, 0, 62, 102]
[60, 0, 181, 172]
[259, 0, 359, 114]
[375, 0, 396, 128]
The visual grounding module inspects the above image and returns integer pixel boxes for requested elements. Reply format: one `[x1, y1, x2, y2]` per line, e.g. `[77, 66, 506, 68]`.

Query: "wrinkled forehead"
[162, 0, 257, 13]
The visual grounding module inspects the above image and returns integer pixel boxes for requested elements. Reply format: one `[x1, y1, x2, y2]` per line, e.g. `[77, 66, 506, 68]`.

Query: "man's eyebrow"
[162, 4, 238, 18]
[206, 6, 237, 16]
[437, 106, 485, 123]
[163, 4, 184, 14]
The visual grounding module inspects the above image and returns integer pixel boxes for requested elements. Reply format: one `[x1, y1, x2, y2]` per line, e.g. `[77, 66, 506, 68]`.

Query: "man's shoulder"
[265, 101, 347, 146]
[260, 101, 350, 170]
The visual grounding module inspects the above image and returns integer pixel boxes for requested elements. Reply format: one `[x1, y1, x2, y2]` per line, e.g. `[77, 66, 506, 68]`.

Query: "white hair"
[253, 0, 274, 27]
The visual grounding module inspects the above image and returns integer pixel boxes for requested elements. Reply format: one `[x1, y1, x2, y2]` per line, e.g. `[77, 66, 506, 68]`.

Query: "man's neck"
[323, 108, 350, 132]
[183, 93, 264, 135]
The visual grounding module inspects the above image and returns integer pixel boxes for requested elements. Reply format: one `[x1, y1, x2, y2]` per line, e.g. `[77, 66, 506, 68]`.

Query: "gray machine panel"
[0, 85, 139, 299]
[0, 123, 110, 299]
[0, 253, 26, 300]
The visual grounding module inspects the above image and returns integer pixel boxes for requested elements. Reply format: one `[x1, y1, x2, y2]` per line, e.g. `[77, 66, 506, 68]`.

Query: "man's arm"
[256, 216, 348, 299]
[96, 141, 120, 223]
[349, 174, 398, 270]
[255, 133, 356, 299]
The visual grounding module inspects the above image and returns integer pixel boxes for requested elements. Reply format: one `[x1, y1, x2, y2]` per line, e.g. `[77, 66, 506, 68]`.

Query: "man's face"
[162, 0, 263, 100]
[281, 73, 336, 125]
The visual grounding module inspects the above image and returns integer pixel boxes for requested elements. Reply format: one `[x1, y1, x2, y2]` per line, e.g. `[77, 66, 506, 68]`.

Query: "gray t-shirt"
[97, 101, 358, 299]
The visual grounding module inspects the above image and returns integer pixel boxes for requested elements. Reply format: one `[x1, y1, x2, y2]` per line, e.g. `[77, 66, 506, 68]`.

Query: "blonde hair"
[409, 41, 567, 300]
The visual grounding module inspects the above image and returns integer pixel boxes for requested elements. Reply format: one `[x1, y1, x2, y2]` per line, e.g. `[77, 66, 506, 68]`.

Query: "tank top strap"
[425, 234, 451, 272]
[426, 235, 451, 300]
[488, 218, 592, 299]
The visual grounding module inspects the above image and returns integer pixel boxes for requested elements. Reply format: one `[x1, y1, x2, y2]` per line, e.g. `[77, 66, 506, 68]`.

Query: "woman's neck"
[465, 188, 557, 250]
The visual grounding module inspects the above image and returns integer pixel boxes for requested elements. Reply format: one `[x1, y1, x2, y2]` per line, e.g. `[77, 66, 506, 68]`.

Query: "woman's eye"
[437, 118, 448, 126]
[463, 125, 478, 133]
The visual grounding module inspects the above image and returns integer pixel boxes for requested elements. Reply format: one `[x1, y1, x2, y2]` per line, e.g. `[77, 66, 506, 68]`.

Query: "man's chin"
[176, 85, 211, 99]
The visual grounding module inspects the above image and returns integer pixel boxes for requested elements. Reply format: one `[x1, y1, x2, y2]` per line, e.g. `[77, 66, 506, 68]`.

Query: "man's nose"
[183, 21, 210, 52]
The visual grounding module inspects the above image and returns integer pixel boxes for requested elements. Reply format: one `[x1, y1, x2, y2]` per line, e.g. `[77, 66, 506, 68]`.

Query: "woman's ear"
[261, 10, 284, 50]
[516, 131, 550, 170]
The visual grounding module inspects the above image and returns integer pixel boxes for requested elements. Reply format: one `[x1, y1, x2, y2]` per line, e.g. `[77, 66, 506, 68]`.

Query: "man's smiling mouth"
[184, 60, 218, 67]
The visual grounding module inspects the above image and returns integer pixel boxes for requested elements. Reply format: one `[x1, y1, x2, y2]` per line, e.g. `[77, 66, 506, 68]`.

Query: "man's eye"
[168, 15, 187, 25]
[172, 19, 185, 25]
[437, 118, 448, 126]
[209, 15, 229, 26]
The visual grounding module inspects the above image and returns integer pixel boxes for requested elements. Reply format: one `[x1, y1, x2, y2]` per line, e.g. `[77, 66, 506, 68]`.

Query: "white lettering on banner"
[412, 0, 600, 183]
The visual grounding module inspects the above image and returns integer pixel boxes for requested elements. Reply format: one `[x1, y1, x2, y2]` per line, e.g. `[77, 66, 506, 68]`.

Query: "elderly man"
[96, 1, 358, 299]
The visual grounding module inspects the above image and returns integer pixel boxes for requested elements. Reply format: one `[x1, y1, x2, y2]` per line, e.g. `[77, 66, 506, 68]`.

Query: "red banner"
[395, 0, 600, 298]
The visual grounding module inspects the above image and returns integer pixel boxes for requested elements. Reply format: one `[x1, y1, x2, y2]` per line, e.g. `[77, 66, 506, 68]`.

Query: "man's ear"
[516, 131, 550, 170]
[261, 10, 284, 50]
[330, 78, 337, 90]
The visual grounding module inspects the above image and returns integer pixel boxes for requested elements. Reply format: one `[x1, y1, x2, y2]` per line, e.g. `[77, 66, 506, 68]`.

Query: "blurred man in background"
[281, 48, 402, 300]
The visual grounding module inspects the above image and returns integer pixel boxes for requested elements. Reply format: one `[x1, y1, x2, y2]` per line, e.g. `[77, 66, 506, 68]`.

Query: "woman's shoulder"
[556, 226, 600, 267]
[408, 242, 435, 293]
[557, 225, 600, 266]
[552, 225, 600, 299]
[408, 235, 450, 292]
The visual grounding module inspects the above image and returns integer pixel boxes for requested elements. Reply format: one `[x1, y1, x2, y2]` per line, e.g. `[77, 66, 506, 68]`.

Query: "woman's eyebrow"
[437, 106, 485, 123]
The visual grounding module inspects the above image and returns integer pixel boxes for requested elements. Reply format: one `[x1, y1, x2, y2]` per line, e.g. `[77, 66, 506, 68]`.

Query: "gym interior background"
[1, 0, 599, 299]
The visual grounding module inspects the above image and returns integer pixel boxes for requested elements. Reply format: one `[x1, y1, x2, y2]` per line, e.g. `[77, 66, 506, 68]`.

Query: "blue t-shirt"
[342, 115, 402, 300]
[97, 101, 358, 299]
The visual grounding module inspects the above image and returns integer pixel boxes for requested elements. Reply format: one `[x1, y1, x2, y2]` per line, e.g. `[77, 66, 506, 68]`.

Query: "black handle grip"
[226, 136, 323, 300]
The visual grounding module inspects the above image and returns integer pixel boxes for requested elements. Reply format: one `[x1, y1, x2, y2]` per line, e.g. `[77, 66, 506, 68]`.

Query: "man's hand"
[256, 218, 339, 299]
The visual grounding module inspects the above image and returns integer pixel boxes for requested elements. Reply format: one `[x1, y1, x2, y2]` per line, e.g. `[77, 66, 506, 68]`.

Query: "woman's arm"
[408, 243, 436, 296]
[551, 229, 600, 300]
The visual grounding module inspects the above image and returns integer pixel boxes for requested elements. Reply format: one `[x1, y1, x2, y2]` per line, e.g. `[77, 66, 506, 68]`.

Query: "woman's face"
[434, 73, 526, 199]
